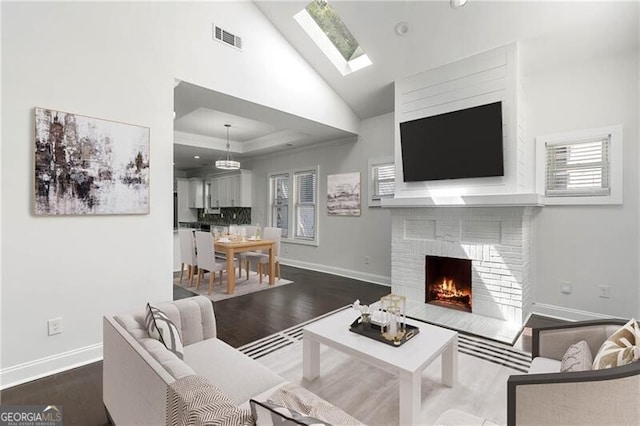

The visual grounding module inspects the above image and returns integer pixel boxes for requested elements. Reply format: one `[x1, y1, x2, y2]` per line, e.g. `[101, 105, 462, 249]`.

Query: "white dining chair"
[235, 225, 258, 279]
[178, 228, 197, 286]
[244, 227, 282, 283]
[194, 231, 235, 294]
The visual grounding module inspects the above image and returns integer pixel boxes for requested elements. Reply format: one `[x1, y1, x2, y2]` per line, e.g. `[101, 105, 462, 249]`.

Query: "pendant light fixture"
[450, 0, 468, 9]
[215, 124, 240, 170]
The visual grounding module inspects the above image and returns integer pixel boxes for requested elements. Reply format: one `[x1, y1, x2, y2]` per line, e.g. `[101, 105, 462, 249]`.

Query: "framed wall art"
[34, 107, 150, 215]
[327, 172, 361, 216]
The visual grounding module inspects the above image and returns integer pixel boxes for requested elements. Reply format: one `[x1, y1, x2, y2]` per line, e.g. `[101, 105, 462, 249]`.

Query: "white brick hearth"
[391, 207, 533, 325]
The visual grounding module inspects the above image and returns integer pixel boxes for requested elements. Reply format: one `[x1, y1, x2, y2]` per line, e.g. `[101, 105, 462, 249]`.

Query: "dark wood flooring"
[0, 265, 565, 426]
[175, 265, 390, 348]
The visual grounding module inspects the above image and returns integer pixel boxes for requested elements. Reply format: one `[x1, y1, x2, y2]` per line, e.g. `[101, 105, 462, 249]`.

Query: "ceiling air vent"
[213, 24, 242, 50]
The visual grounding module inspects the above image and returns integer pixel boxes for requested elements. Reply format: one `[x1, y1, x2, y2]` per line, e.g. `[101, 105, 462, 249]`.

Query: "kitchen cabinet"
[187, 178, 204, 209]
[176, 178, 197, 222]
[208, 170, 252, 208]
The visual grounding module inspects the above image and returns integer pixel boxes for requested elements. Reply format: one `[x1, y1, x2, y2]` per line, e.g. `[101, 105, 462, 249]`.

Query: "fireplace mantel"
[381, 193, 544, 208]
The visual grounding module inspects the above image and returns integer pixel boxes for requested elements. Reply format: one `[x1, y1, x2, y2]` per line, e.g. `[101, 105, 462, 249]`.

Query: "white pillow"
[560, 340, 592, 372]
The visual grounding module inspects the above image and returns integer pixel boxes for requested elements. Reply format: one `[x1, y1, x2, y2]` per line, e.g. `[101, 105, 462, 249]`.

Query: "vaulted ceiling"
[174, 1, 638, 171]
[255, 1, 639, 119]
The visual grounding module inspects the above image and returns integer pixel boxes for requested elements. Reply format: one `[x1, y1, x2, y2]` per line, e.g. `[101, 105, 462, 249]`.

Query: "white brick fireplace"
[391, 207, 533, 325]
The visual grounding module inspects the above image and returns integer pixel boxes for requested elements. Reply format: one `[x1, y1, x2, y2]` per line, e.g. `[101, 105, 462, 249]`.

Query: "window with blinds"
[295, 171, 317, 240]
[545, 137, 610, 197]
[368, 157, 395, 207]
[372, 163, 395, 200]
[270, 173, 289, 238]
[268, 167, 318, 244]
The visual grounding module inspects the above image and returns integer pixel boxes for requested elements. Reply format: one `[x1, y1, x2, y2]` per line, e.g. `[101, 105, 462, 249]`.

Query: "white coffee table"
[303, 308, 458, 425]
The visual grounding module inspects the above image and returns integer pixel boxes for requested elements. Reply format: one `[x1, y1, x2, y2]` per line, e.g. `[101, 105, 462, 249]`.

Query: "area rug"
[173, 270, 293, 302]
[239, 308, 531, 426]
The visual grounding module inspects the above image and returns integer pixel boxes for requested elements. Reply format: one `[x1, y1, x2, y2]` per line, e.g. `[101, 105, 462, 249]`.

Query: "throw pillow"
[167, 375, 253, 426]
[560, 340, 593, 372]
[145, 303, 184, 360]
[250, 399, 331, 426]
[592, 318, 640, 370]
[268, 383, 362, 426]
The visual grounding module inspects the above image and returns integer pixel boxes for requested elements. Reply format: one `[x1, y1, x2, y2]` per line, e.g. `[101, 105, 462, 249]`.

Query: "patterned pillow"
[167, 375, 253, 426]
[592, 318, 640, 370]
[250, 399, 331, 426]
[560, 340, 593, 372]
[145, 303, 184, 360]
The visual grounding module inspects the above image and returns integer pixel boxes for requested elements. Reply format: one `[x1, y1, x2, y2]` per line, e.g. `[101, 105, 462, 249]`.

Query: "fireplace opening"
[426, 255, 472, 313]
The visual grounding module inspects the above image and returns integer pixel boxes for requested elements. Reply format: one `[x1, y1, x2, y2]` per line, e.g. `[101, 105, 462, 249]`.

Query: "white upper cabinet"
[176, 178, 197, 221]
[187, 178, 204, 209]
[209, 170, 252, 208]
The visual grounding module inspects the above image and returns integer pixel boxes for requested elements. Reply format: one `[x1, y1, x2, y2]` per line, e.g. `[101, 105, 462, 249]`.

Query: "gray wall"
[244, 113, 394, 285]
[526, 50, 639, 319]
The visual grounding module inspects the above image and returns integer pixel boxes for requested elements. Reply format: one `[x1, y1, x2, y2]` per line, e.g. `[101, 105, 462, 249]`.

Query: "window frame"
[368, 156, 395, 207]
[270, 172, 290, 239]
[535, 124, 623, 205]
[268, 166, 319, 246]
[293, 3, 372, 76]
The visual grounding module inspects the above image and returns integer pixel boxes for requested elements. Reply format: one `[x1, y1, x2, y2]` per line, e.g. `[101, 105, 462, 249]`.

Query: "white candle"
[389, 314, 398, 337]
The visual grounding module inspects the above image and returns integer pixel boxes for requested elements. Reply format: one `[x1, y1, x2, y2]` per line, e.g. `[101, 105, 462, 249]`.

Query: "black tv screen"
[400, 102, 504, 182]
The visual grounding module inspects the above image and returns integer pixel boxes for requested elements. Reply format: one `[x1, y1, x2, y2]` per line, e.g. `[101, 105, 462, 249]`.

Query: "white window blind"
[295, 171, 317, 240]
[372, 163, 395, 200]
[545, 137, 610, 197]
[270, 173, 289, 238]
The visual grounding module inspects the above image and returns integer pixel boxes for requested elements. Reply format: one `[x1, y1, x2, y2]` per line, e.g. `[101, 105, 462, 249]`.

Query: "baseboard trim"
[532, 303, 621, 322]
[280, 258, 391, 286]
[0, 343, 103, 390]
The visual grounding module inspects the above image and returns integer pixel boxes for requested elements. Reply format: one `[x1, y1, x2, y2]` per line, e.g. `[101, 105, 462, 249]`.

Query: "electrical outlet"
[599, 285, 611, 298]
[48, 318, 62, 336]
[364, 256, 370, 265]
[284, 246, 289, 254]
[560, 280, 572, 294]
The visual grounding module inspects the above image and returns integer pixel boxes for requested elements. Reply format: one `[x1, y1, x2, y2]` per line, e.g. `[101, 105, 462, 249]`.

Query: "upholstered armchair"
[507, 319, 640, 426]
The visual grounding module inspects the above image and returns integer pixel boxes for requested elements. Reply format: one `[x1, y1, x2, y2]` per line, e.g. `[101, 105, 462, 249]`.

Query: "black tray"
[349, 317, 420, 347]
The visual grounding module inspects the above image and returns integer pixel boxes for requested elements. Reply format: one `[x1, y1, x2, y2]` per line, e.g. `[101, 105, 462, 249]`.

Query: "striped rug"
[238, 306, 531, 373]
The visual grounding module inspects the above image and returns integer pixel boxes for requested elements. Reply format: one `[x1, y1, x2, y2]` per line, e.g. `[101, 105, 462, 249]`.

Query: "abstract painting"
[34, 107, 150, 215]
[327, 172, 360, 216]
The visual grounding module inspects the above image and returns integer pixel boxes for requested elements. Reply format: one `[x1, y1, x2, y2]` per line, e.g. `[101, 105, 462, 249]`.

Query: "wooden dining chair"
[178, 228, 197, 286]
[194, 231, 235, 294]
[244, 227, 282, 283]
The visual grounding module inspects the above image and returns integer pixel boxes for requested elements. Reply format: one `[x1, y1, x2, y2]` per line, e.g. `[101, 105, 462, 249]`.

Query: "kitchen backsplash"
[199, 207, 251, 225]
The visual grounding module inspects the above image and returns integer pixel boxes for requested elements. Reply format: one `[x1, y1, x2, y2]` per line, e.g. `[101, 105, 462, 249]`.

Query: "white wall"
[0, 1, 357, 388]
[526, 50, 639, 320]
[245, 113, 394, 284]
[1, 2, 176, 388]
[172, 2, 359, 135]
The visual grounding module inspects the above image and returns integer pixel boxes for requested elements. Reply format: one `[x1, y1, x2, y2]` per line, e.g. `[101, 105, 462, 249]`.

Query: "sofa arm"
[507, 363, 640, 426]
[158, 296, 217, 345]
[532, 319, 627, 359]
[103, 316, 174, 425]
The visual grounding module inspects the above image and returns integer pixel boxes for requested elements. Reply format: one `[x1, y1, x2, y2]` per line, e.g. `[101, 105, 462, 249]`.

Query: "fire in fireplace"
[425, 255, 472, 313]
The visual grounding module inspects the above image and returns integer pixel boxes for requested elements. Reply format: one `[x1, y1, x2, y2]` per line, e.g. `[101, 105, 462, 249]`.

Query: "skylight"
[295, 0, 372, 76]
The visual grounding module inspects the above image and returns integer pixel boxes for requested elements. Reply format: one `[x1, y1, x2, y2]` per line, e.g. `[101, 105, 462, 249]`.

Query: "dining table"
[214, 238, 276, 295]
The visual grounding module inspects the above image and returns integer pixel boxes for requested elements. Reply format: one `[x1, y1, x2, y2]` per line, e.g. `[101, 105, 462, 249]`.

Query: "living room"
[1, 1, 639, 425]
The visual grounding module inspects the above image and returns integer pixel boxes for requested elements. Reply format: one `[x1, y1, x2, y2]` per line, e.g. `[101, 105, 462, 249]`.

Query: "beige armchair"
[507, 319, 640, 426]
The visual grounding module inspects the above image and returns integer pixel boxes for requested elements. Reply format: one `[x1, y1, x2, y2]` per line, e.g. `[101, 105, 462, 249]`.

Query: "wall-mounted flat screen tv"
[400, 101, 504, 182]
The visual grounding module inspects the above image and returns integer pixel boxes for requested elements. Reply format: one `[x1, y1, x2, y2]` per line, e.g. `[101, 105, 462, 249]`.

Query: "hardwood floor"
[0, 265, 566, 426]
[0, 362, 108, 426]
[192, 265, 390, 348]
